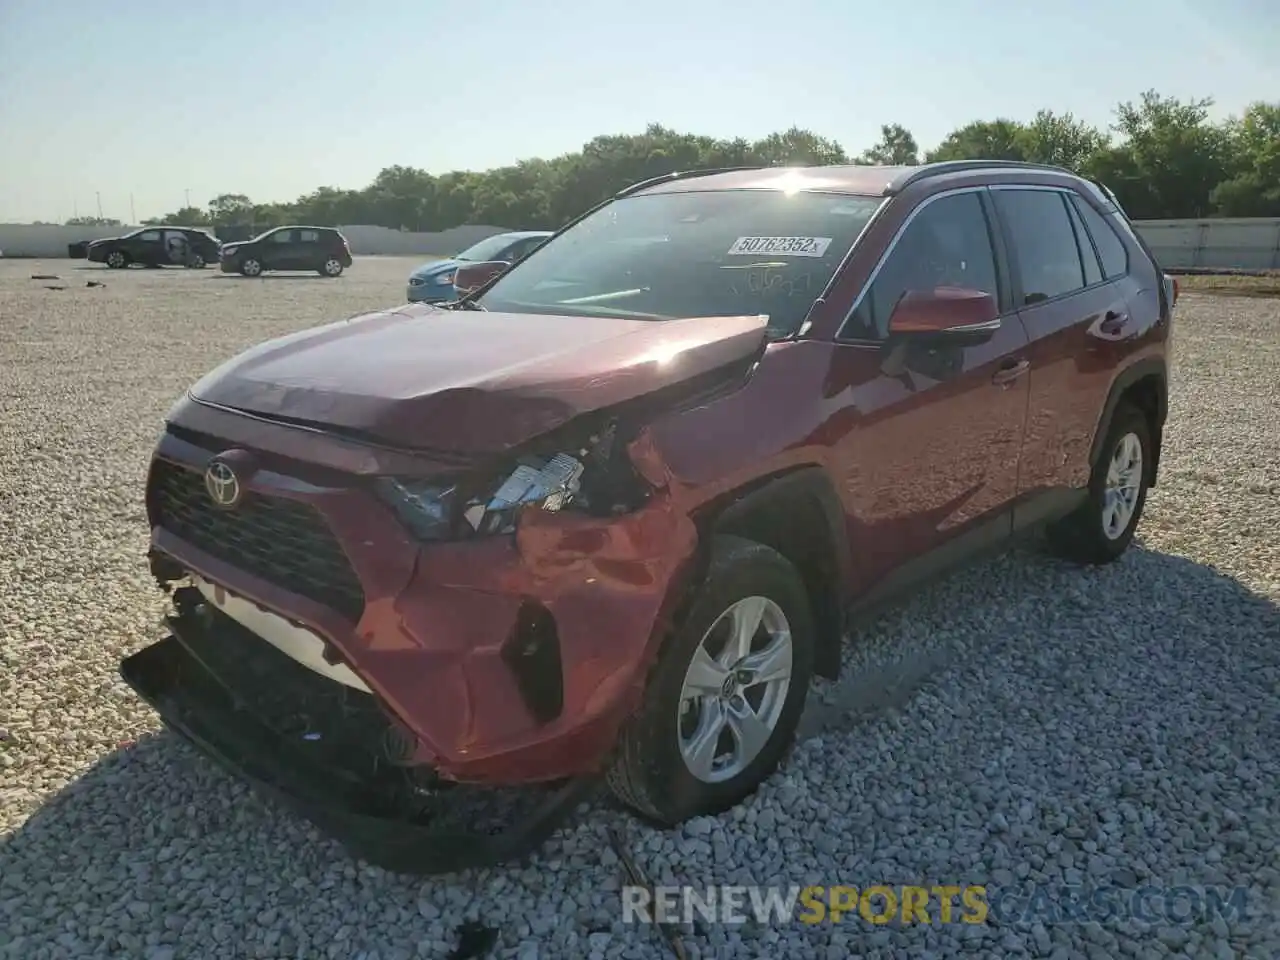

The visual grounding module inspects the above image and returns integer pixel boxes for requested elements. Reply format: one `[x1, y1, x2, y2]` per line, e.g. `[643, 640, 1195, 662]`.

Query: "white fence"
[1130, 218, 1280, 272]
[0, 223, 511, 259]
[5, 217, 1280, 272]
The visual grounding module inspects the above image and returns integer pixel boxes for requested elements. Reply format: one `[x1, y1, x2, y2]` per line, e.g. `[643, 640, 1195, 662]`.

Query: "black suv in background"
[87, 228, 222, 268]
[218, 226, 353, 277]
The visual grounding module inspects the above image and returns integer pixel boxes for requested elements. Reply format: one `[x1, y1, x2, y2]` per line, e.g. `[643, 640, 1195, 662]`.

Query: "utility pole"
[73, 199, 79, 219]
[130, 194, 137, 224]
[185, 188, 191, 209]
[96, 192, 103, 219]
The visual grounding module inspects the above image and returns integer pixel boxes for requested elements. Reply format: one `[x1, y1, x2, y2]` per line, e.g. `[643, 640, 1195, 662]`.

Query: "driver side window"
[851, 191, 1000, 338]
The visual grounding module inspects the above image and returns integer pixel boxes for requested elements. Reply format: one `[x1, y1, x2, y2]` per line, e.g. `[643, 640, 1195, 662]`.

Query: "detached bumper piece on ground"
[120, 587, 597, 875]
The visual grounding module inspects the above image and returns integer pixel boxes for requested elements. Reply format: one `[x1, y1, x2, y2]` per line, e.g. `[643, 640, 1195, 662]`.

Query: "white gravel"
[1, 258, 1277, 960]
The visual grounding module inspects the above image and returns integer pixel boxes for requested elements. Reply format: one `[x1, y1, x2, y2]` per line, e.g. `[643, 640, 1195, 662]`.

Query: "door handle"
[1100, 309, 1128, 336]
[992, 358, 1030, 386]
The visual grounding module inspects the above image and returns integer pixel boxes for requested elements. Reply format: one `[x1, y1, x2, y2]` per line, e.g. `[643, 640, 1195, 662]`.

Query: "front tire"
[239, 258, 263, 277]
[105, 250, 128, 269]
[1047, 401, 1152, 564]
[607, 535, 814, 825]
[319, 258, 344, 277]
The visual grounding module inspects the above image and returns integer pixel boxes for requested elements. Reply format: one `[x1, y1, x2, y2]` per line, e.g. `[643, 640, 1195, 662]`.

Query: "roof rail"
[887, 160, 1078, 195]
[616, 166, 766, 198]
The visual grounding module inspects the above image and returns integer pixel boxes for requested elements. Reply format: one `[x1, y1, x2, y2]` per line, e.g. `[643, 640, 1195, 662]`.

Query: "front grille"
[150, 460, 365, 622]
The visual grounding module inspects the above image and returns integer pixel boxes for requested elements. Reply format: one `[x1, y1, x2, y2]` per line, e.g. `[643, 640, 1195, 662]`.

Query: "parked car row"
[79, 225, 354, 277]
[78, 223, 549, 288]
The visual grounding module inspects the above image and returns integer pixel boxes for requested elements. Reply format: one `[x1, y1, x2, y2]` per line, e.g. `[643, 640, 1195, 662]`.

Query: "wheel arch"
[1089, 357, 1168, 488]
[700, 466, 851, 681]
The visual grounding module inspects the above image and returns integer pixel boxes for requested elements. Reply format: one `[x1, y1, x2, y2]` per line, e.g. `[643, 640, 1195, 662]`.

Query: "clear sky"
[1, 0, 1276, 223]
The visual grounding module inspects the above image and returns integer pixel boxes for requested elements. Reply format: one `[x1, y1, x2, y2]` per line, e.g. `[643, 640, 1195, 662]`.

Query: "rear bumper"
[121, 597, 597, 874]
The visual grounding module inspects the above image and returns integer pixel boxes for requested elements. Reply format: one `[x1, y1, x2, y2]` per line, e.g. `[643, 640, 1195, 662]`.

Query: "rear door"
[162, 230, 189, 264]
[187, 230, 218, 261]
[990, 185, 1132, 523]
[298, 229, 327, 269]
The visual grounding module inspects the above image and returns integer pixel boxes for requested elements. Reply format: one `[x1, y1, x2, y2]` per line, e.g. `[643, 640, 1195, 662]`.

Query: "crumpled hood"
[188, 303, 768, 455]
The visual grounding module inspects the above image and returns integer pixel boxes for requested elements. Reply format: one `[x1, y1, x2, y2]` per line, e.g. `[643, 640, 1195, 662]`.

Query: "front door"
[825, 187, 1032, 596]
[131, 229, 165, 265]
[264, 228, 299, 270]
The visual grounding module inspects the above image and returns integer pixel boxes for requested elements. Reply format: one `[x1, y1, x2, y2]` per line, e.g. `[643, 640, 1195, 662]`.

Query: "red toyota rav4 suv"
[124, 161, 1175, 873]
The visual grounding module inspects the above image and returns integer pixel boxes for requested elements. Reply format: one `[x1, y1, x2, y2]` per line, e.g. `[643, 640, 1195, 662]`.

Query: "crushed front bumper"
[122, 589, 597, 874]
[145, 416, 700, 785]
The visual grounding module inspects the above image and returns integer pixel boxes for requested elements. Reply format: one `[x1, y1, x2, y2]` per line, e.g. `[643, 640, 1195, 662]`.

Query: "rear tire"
[319, 258, 344, 277]
[239, 258, 263, 277]
[607, 535, 814, 826]
[1046, 401, 1152, 564]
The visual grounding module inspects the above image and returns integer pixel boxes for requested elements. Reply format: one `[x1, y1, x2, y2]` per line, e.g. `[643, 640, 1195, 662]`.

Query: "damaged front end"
[124, 406, 717, 873]
[122, 312, 766, 873]
[123, 585, 598, 875]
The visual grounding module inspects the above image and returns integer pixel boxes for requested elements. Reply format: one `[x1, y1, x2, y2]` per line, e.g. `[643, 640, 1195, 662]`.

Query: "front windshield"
[456, 234, 519, 262]
[476, 190, 881, 337]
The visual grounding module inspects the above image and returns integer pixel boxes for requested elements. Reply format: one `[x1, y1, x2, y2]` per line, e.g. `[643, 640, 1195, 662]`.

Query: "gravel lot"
[1, 256, 1277, 960]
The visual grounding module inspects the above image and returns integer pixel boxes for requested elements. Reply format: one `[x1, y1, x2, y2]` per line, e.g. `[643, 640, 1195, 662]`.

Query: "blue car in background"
[406, 230, 553, 303]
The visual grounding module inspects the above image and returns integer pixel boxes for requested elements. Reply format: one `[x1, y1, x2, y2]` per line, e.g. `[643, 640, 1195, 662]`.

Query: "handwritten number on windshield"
[729, 265, 814, 297]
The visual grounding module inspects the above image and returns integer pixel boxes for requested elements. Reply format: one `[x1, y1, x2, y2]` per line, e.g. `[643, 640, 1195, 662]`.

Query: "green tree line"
[134, 91, 1278, 234]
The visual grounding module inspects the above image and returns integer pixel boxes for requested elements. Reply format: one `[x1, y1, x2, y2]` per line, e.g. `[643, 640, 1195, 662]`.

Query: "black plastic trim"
[1088, 357, 1169, 480]
[710, 467, 852, 680]
[119, 615, 596, 875]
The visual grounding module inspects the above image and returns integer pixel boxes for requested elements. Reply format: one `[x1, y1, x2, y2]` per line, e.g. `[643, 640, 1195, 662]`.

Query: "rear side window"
[853, 191, 1000, 337]
[1070, 196, 1129, 280]
[994, 189, 1085, 304]
[300, 230, 320, 243]
[1065, 201, 1104, 287]
[138, 230, 161, 241]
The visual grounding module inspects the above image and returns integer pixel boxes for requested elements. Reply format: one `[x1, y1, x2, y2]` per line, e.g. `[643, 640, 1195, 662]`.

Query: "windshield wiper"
[441, 298, 485, 311]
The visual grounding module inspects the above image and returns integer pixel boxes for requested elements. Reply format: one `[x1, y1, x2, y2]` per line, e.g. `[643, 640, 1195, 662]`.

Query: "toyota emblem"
[204, 459, 242, 508]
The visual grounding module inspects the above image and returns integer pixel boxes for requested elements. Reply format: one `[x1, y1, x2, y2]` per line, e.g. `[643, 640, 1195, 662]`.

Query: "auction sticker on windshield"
[727, 237, 832, 257]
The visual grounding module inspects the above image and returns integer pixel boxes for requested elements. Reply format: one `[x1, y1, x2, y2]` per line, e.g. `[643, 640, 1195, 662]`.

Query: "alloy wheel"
[1102, 431, 1143, 540]
[677, 595, 793, 784]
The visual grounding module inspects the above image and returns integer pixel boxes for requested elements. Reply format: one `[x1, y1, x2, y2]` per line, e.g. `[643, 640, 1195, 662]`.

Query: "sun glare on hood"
[629, 339, 702, 367]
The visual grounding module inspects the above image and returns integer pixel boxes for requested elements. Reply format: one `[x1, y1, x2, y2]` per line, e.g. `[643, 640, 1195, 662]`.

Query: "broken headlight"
[375, 451, 587, 541]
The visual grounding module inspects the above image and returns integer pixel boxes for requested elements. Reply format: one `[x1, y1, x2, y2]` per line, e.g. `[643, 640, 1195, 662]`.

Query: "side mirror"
[887, 287, 1001, 346]
[452, 260, 509, 297]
